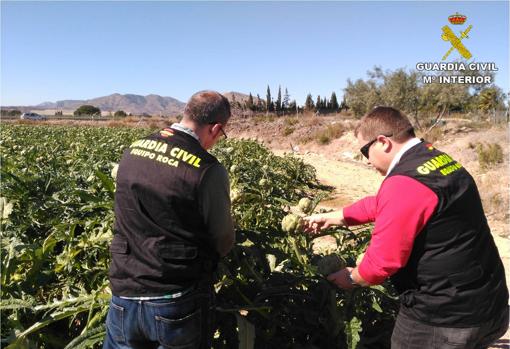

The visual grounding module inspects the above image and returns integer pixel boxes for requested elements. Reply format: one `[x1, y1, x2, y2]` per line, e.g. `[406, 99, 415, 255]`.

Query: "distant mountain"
[33, 93, 186, 116]
[4, 91, 258, 116]
[37, 101, 57, 108]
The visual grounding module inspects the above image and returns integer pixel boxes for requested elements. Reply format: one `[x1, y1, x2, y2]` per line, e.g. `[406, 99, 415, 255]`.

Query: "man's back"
[110, 128, 221, 297]
[388, 141, 508, 326]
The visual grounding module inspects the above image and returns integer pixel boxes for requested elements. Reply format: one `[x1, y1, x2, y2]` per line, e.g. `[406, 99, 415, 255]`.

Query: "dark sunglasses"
[360, 134, 392, 159]
[219, 126, 227, 139]
[209, 122, 227, 139]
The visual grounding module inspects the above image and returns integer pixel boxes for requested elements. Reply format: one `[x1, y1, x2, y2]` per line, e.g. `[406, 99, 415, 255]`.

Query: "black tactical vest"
[109, 128, 220, 296]
[387, 141, 508, 326]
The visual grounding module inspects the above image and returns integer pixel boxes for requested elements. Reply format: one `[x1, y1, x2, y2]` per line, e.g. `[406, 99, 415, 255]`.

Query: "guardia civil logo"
[416, 12, 498, 85]
[441, 13, 472, 60]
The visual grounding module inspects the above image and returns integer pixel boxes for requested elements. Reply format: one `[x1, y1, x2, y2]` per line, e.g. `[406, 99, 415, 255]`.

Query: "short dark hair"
[355, 106, 415, 142]
[183, 90, 231, 125]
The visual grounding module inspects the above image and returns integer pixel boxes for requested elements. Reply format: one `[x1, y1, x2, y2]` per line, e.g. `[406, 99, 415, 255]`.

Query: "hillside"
[223, 91, 264, 104]
[45, 93, 186, 116]
[4, 91, 266, 116]
[3, 93, 186, 116]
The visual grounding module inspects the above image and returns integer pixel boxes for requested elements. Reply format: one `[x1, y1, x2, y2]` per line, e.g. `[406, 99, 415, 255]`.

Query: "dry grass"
[15, 119, 39, 125]
[148, 121, 164, 129]
[460, 121, 492, 131]
[299, 134, 314, 144]
[282, 126, 295, 136]
[420, 127, 445, 143]
[106, 117, 176, 129]
[313, 123, 345, 145]
[107, 120, 127, 128]
[477, 171, 509, 236]
[438, 126, 509, 237]
[253, 114, 275, 125]
[476, 142, 504, 170]
[304, 116, 319, 128]
[283, 116, 299, 127]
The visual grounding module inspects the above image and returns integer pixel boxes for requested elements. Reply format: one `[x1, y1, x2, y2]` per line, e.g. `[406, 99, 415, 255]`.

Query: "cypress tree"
[266, 85, 271, 112]
[330, 92, 339, 112]
[289, 100, 296, 111]
[305, 94, 315, 111]
[257, 94, 263, 111]
[283, 88, 290, 110]
[340, 96, 348, 111]
[269, 100, 275, 112]
[276, 85, 282, 113]
[246, 93, 254, 111]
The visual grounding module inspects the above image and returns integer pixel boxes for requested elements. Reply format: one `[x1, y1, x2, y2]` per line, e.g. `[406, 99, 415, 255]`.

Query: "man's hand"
[302, 210, 345, 234]
[327, 267, 356, 290]
[327, 267, 370, 289]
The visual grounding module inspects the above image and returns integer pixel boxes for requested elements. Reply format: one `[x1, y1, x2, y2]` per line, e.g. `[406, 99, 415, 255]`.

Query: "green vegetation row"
[1, 125, 397, 349]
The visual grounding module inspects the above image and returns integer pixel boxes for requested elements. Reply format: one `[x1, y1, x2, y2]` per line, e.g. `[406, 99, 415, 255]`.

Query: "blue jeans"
[391, 306, 509, 349]
[102, 287, 214, 349]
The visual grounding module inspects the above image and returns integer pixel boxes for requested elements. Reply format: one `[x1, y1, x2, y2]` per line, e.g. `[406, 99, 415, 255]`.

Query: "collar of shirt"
[386, 137, 422, 176]
[170, 123, 200, 142]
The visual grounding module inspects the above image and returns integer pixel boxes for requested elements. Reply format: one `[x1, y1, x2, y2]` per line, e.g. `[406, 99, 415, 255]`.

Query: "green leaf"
[42, 232, 57, 255]
[6, 308, 89, 349]
[0, 298, 34, 310]
[345, 316, 362, 349]
[372, 297, 383, 313]
[94, 170, 115, 194]
[64, 325, 106, 349]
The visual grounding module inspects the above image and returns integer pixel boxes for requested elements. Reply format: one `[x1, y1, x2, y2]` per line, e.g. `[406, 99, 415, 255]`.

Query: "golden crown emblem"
[448, 12, 467, 25]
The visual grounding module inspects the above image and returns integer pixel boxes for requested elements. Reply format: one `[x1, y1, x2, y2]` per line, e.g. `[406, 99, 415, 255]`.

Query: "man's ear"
[210, 123, 222, 137]
[379, 135, 392, 153]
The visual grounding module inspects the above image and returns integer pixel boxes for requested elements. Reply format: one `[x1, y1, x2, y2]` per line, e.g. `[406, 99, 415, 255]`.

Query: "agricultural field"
[0, 125, 398, 349]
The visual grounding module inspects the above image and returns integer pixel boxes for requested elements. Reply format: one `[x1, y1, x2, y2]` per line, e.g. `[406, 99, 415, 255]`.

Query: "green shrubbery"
[74, 105, 101, 116]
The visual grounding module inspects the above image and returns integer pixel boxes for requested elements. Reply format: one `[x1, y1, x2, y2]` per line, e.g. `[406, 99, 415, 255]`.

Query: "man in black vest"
[103, 91, 234, 349]
[304, 106, 508, 348]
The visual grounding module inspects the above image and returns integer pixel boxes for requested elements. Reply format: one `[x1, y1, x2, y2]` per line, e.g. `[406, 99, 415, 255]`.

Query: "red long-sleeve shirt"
[343, 175, 438, 285]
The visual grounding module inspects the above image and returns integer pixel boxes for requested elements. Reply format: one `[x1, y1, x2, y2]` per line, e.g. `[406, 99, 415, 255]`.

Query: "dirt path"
[272, 150, 382, 204]
[276, 149, 509, 347]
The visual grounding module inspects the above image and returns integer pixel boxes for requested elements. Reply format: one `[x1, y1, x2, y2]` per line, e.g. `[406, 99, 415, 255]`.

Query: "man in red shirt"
[304, 106, 508, 348]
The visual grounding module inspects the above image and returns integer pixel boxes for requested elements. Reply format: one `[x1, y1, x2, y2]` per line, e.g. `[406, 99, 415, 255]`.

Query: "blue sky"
[1, 1, 509, 106]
